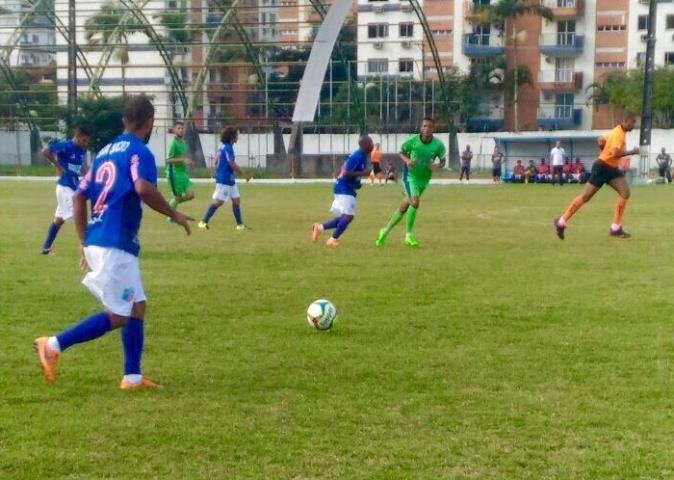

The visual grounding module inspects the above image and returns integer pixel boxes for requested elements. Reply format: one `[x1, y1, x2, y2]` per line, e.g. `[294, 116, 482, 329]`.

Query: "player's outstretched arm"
[134, 179, 193, 235]
[341, 168, 371, 178]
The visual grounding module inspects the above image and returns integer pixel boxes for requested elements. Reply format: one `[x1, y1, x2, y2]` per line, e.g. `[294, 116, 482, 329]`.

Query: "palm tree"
[478, 0, 553, 131]
[84, 2, 142, 96]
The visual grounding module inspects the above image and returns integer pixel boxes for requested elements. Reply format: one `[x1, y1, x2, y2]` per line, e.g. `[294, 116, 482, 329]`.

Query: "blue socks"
[232, 205, 242, 225]
[333, 216, 352, 239]
[202, 204, 219, 223]
[56, 311, 111, 351]
[42, 222, 61, 251]
[121, 317, 144, 375]
[322, 218, 340, 230]
[323, 216, 352, 239]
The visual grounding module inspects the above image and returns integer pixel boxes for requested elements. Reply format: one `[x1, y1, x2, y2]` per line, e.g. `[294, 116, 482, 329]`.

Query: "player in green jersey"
[166, 120, 194, 212]
[375, 117, 446, 248]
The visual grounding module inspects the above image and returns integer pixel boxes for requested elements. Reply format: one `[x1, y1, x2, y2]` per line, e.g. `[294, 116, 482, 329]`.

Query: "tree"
[84, 2, 144, 96]
[70, 95, 127, 152]
[478, 0, 553, 131]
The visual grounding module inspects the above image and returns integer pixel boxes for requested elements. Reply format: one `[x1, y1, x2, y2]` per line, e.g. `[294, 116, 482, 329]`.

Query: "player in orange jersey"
[554, 112, 639, 240]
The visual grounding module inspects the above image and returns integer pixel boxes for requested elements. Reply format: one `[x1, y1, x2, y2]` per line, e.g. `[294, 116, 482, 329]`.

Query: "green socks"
[383, 209, 405, 234]
[406, 206, 417, 234]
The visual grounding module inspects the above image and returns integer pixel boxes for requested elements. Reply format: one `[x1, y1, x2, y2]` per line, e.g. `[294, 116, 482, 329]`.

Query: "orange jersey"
[598, 125, 626, 168]
[371, 149, 382, 164]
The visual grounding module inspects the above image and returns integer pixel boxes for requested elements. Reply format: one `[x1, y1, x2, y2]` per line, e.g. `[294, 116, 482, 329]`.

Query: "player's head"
[72, 126, 91, 149]
[123, 95, 155, 144]
[555, 140, 562, 148]
[359, 135, 374, 154]
[620, 112, 637, 132]
[516, 159, 521, 164]
[466, 144, 471, 151]
[375, 143, 380, 149]
[221, 126, 238, 144]
[420, 117, 435, 139]
[575, 157, 581, 162]
[174, 120, 185, 139]
[662, 147, 666, 154]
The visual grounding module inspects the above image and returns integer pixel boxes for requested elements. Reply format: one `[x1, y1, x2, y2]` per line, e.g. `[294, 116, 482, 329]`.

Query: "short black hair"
[123, 95, 155, 130]
[73, 126, 92, 137]
[421, 116, 435, 124]
[221, 126, 238, 143]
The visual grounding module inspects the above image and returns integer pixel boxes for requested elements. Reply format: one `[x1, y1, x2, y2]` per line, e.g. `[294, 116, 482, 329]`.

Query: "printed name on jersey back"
[96, 140, 131, 158]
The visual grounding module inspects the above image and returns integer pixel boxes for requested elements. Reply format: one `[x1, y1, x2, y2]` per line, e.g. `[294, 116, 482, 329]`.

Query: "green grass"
[3, 181, 674, 479]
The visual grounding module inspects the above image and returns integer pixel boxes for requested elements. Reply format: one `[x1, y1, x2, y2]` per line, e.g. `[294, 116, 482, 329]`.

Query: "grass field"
[3, 180, 674, 479]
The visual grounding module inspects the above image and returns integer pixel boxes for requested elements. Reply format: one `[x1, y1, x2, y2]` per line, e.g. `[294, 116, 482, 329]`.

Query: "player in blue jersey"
[40, 126, 91, 255]
[33, 96, 193, 390]
[311, 136, 373, 247]
[198, 126, 251, 230]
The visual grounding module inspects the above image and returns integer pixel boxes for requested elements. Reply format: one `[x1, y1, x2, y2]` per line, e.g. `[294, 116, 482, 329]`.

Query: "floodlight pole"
[639, 0, 658, 180]
[67, 0, 77, 116]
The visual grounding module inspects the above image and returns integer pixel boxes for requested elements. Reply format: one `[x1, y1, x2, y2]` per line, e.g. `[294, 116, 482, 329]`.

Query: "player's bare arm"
[41, 147, 63, 175]
[611, 147, 640, 158]
[229, 160, 251, 182]
[399, 153, 413, 167]
[134, 179, 193, 235]
[341, 168, 371, 178]
[432, 157, 446, 170]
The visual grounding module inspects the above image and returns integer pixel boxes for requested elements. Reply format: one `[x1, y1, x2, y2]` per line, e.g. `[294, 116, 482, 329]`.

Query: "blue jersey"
[334, 149, 368, 197]
[49, 139, 86, 190]
[77, 134, 157, 257]
[215, 142, 236, 185]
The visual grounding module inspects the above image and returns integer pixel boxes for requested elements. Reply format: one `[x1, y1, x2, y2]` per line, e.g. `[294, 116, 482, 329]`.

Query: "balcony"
[537, 106, 582, 128]
[468, 106, 504, 132]
[464, 0, 491, 22]
[539, 33, 584, 56]
[537, 70, 583, 92]
[462, 33, 505, 57]
[540, 0, 584, 19]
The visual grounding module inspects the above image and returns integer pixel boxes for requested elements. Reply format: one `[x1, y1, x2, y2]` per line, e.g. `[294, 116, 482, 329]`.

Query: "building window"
[667, 15, 674, 30]
[399, 22, 414, 38]
[597, 24, 626, 32]
[368, 24, 389, 38]
[596, 61, 625, 69]
[665, 52, 674, 65]
[368, 59, 388, 74]
[399, 59, 413, 73]
[638, 15, 649, 31]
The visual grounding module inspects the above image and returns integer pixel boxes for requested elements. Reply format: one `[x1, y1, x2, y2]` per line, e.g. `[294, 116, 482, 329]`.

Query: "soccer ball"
[306, 299, 337, 330]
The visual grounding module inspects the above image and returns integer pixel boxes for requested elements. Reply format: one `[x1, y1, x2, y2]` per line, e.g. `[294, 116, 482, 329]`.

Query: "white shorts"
[330, 194, 356, 216]
[82, 246, 146, 317]
[55, 185, 75, 220]
[212, 183, 240, 202]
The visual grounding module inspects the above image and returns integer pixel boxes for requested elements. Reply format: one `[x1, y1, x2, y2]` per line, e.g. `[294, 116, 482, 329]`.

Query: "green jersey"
[166, 137, 188, 175]
[400, 134, 446, 184]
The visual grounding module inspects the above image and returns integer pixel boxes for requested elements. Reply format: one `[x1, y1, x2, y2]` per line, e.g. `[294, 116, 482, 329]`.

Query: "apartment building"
[0, 0, 55, 69]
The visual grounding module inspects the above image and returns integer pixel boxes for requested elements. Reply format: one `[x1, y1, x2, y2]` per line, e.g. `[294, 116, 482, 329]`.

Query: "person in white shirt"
[550, 140, 566, 186]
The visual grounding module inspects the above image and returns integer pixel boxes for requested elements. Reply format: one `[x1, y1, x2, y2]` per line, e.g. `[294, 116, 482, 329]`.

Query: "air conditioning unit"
[373, 4, 384, 13]
[545, 56, 553, 64]
[543, 92, 553, 101]
[641, 33, 648, 41]
[401, 41, 411, 49]
[374, 41, 384, 49]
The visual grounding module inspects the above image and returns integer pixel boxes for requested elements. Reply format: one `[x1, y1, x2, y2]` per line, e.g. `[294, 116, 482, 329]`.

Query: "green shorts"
[402, 173, 429, 199]
[168, 171, 192, 197]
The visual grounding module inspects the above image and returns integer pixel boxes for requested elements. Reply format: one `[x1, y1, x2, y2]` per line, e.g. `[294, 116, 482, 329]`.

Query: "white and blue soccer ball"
[306, 299, 337, 330]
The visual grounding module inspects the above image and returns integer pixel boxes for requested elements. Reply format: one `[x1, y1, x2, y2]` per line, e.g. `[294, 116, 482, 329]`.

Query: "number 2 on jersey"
[92, 161, 116, 215]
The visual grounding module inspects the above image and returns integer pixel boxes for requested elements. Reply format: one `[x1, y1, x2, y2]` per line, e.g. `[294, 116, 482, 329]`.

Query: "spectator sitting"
[535, 158, 551, 183]
[562, 158, 573, 183]
[384, 163, 398, 183]
[512, 160, 525, 183]
[571, 157, 587, 183]
[524, 160, 537, 184]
